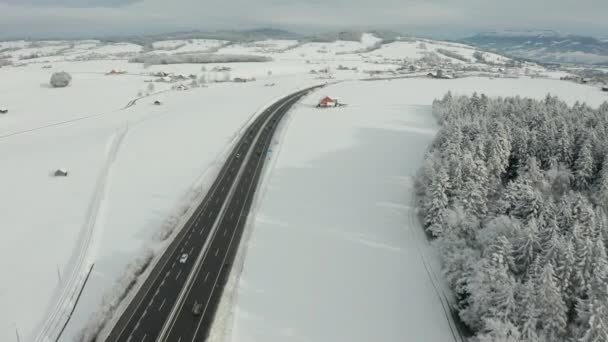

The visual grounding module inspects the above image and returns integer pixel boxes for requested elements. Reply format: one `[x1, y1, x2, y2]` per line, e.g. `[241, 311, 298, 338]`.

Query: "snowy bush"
[50, 71, 72, 88]
[0, 58, 12, 67]
[418, 92, 608, 340]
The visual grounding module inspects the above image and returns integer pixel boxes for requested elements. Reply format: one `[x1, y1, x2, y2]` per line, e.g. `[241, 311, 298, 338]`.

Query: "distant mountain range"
[464, 30, 608, 65]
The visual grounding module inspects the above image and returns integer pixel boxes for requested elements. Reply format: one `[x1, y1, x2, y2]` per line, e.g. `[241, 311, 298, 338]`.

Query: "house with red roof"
[317, 96, 338, 108]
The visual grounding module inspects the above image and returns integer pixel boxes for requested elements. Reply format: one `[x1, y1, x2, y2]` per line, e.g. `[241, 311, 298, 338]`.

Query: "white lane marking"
[141, 334, 147, 342]
[215, 248, 220, 257]
[189, 246, 194, 255]
[159, 298, 166, 311]
[208, 211, 213, 218]
[175, 269, 182, 280]
[159, 92, 306, 341]
[216, 197, 219, 204]
[221, 186, 225, 192]
[204, 272, 210, 282]
[230, 212, 234, 220]
[224, 229, 228, 236]
[199, 228, 204, 235]
[171, 262, 175, 268]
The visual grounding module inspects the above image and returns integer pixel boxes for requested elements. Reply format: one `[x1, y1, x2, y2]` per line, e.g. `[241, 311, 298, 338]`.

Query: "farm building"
[0, 108, 8, 114]
[317, 96, 338, 108]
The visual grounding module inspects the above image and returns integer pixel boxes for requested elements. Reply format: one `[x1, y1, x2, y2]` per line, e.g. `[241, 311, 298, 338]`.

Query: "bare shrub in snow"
[418, 93, 608, 340]
[77, 248, 154, 342]
[50, 71, 72, 88]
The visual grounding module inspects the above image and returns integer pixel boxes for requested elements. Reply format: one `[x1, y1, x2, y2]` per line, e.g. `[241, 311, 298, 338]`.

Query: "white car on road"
[179, 253, 188, 264]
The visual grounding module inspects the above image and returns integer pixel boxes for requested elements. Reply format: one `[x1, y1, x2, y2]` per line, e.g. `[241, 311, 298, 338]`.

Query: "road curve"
[104, 85, 322, 342]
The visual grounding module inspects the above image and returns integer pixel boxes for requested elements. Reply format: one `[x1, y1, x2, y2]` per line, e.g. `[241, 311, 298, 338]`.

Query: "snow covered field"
[0, 32, 607, 342]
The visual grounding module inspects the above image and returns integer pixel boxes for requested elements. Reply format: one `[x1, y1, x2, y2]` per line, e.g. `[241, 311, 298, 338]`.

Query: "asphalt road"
[105, 86, 321, 342]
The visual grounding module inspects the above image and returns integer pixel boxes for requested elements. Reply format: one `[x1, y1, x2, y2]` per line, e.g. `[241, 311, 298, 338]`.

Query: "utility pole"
[14, 323, 21, 342]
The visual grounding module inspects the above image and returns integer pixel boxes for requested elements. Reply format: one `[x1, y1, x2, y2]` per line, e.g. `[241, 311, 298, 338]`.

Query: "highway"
[105, 86, 321, 342]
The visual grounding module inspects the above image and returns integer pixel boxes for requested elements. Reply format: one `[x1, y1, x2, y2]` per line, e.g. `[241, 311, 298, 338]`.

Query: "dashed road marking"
[204, 272, 210, 282]
[159, 298, 166, 311]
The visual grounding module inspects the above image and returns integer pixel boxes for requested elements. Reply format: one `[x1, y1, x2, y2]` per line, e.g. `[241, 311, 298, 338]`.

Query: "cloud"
[0, 0, 606, 39]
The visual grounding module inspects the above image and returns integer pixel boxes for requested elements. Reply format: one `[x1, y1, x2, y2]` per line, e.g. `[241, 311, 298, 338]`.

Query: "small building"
[154, 100, 162, 106]
[175, 84, 188, 91]
[0, 108, 7, 114]
[54, 169, 69, 177]
[602, 86, 608, 92]
[317, 96, 338, 108]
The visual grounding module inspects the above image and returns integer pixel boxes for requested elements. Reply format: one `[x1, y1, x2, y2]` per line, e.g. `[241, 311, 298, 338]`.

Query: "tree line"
[417, 92, 608, 341]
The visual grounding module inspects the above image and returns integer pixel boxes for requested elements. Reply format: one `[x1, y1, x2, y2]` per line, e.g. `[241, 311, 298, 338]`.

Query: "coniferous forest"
[417, 93, 608, 341]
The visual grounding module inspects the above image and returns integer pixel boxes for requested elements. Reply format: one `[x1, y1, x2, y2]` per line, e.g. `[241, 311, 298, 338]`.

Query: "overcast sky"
[0, 0, 606, 39]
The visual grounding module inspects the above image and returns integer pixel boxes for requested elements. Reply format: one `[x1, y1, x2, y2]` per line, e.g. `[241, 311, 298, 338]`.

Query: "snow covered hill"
[466, 30, 608, 65]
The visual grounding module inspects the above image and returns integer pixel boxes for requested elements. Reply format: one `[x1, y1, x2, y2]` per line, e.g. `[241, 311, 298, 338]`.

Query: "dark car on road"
[192, 301, 203, 316]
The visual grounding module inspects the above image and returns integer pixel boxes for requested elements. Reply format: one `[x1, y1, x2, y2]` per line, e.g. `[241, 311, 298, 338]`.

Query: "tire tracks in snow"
[406, 192, 464, 342]
[0, 90, 166, 140]
[34, 125, 129, 342]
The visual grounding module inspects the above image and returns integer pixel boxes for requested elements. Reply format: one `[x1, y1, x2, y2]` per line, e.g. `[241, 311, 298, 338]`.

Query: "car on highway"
[192, 301, 203, 316]
[179, 253, 188, 263]
[236, 153, 241, 159]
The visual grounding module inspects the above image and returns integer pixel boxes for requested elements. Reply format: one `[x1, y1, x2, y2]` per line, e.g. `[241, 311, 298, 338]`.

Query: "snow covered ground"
[210, 81, 458, 342]
[0, 32, 606, 342]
